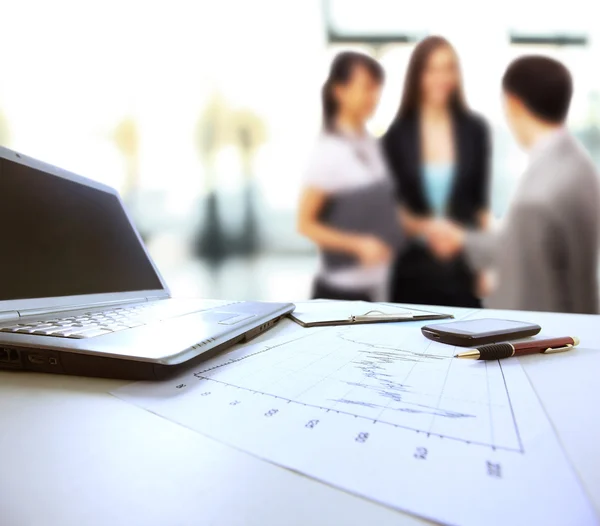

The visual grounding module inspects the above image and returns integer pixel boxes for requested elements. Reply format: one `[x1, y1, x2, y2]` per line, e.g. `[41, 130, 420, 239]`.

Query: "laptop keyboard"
[0, 300, 238, 339]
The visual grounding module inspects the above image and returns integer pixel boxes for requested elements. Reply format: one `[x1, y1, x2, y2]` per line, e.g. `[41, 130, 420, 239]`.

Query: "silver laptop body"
[0, 146, 294, 379]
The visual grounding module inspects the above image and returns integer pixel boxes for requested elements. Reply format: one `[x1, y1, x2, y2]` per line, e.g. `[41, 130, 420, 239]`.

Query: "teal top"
[422, 163, 454, 216]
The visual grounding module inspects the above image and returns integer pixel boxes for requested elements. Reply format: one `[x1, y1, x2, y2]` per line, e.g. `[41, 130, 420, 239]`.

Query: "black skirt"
[390, 241, 481, 308]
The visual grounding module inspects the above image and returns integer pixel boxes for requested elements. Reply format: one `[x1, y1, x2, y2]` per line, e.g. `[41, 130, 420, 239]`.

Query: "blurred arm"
[297, 186, 364, 257]
[398, 206, 432, 237]
[382, 127, 433, 238]
[475, 118, 493, 229]
[478, 210, 493, 230]
[464, 228, 498, 271]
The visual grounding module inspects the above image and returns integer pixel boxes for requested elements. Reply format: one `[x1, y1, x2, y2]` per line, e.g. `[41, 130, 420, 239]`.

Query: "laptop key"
[33, 327, 69, 335]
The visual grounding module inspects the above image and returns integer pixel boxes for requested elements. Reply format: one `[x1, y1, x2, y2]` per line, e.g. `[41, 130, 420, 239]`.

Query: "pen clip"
[542, 344, 573, 354]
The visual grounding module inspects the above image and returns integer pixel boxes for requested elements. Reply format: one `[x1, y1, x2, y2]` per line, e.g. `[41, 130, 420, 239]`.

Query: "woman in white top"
[298, 52, 402, 302]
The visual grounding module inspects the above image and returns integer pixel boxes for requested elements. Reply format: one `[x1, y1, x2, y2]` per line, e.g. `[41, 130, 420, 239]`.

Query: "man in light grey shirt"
[429, 55, 600, 314]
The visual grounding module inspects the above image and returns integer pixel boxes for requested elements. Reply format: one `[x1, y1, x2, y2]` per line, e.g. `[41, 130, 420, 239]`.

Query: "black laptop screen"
[0, 156, 164, 301]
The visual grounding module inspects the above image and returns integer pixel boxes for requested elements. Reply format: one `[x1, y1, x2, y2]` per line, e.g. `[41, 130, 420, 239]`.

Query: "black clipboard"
[319, 180, 405, 270]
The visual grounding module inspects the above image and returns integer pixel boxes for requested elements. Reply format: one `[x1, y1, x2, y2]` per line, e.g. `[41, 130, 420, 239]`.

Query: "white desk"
[1, 305, 599, 526]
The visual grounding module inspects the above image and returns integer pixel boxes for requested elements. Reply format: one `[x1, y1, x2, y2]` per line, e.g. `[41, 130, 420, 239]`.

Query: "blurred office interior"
[2, 0, 599, 301]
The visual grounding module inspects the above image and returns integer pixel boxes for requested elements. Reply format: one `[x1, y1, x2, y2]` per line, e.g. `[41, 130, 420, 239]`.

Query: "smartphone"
[421, 318, 541, 347]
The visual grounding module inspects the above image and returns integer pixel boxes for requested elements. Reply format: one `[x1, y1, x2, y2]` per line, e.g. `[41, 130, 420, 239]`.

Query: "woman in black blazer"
[383, 36, 491, 307]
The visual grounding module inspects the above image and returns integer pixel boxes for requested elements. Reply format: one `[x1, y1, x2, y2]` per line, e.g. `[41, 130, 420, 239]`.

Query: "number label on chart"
[355, 432, 369, 443]
[414, 447, 428, 459]
[264, 409, 279, 417]
[200, 391, 211, 397]
[230, 400, 241, 406]
[175, 384, 186, 389]
[305, 419, 319, 429]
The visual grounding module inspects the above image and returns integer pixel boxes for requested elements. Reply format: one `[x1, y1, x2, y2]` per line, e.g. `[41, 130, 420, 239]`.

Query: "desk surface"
[1, 304, 599, 526]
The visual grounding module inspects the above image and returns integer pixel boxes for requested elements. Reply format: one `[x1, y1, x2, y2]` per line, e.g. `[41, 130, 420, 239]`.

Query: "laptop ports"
[28, 354, 46, 365]
[0, 347, 20, 364]
[0, 348, 9, 363]
[26, 353, 60, 367]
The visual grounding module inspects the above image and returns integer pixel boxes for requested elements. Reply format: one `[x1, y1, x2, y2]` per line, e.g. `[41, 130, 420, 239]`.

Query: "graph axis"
[192, 328, 525, 454]
[194, 374, 524, 454]
[499, 360, 525, 454]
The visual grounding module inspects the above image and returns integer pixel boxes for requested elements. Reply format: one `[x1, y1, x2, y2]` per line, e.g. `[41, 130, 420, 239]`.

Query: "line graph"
[331, 334, 477, 420]
[113, 320, 597, 526]
[193, 325, 522, 452]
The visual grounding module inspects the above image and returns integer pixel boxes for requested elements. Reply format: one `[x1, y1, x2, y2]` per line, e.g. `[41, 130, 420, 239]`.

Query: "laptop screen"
[0, 156, 164, 301]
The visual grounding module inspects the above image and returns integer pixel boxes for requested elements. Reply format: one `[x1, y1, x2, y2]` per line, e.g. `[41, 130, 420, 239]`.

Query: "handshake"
[353, 218, 467, 268]
[423, 218, 467, 260]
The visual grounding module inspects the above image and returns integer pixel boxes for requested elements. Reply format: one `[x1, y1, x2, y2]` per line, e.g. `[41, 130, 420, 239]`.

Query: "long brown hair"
[396, 36, 467, 120]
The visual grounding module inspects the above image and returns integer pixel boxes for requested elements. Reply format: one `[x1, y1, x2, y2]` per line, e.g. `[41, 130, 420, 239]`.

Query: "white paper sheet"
[112, 320, 598, 526]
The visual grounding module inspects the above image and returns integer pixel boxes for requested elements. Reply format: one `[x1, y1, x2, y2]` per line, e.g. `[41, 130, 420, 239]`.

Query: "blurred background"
[2, 0, 599, 301]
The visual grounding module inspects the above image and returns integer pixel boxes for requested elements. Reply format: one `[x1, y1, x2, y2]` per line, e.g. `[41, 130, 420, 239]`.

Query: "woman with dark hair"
[298, 52, 402, 301]
[383, 36, 492, 307]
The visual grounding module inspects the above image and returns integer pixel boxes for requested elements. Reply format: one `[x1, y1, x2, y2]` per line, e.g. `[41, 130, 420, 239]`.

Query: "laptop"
[0, 146, 294, 380]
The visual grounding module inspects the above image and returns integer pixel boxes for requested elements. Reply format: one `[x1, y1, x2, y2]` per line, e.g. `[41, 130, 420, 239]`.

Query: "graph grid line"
[194, 374, 523, 453]
[192, 326, 524, 454]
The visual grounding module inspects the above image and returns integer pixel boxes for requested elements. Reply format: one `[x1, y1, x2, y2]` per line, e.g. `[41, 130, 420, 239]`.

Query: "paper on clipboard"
[289, 300, 453, 327]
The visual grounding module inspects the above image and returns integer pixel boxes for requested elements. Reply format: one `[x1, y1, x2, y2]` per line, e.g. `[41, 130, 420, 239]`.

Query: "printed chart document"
[112, 322, 597, 526]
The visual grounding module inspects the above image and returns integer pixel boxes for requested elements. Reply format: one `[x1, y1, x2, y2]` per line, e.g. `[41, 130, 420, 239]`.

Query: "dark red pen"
[455, 336, 580, 360]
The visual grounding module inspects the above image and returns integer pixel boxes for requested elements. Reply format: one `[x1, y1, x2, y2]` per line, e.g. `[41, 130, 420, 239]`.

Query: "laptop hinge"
[0, 311, 20, 322]
[18, 297, 148, 318]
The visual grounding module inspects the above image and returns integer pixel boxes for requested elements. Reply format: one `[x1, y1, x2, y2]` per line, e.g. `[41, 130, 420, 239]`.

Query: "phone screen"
[438, 319, 532, 334]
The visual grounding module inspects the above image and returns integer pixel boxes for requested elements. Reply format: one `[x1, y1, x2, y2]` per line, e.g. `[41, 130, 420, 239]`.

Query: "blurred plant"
[193, 95, 268, 262]
[113, 116, 140, 197]
[231, 108, 266, 254]
[194, 94, 231, 263]
[233, 109, 267, 179]
[0, 107, 10, 146]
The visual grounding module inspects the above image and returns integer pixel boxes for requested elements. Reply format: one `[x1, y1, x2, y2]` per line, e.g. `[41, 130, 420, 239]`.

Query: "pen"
[455, 336, 580, 360]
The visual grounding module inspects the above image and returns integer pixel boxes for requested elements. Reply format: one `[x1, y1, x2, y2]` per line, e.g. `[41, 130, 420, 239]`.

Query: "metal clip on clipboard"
[349, 310, 416, 323]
